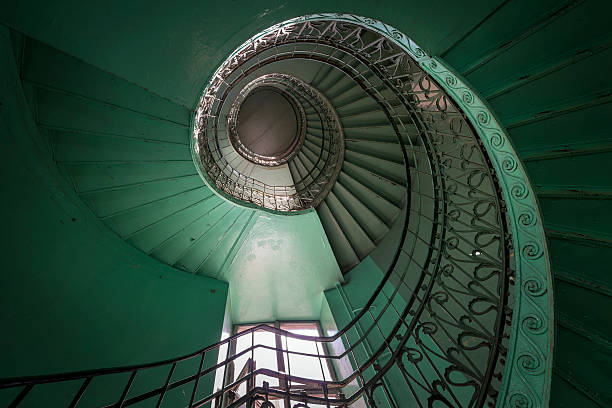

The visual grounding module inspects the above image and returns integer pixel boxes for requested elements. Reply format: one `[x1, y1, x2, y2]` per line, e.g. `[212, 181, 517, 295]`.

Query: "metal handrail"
[194, 71, 344, 213]
[0, 14, 554, 408]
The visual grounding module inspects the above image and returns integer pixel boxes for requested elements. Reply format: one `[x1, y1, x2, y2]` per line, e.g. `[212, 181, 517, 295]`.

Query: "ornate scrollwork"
[509, 393, 532, 408]
[524, 278, 547, 297]
[518, 212, 536, 227]
[522, 314, 546, 335]
[2, 13, 550, 408]
[522, 243, 543, 260]
[227, 76, 308, 167]
[517, 354, 544, 376]
[193, 65, 343, 213]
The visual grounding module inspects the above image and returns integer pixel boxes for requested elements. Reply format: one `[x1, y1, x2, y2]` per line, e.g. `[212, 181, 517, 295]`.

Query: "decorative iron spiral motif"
[189, 15, 517, 407]
[1, 14, 552, 408]
[194, 69, 343, 212]
[227, 75, 308, 167]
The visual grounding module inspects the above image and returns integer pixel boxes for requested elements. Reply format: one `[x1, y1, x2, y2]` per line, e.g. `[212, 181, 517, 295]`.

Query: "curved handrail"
[194, 70, 344, 213]
[227, 77, 308, 167]
[1, 14, 552, 408]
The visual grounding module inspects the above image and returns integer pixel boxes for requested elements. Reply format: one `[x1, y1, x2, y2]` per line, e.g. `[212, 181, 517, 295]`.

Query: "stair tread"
[129, 197, 225, 254]
[324, 191, 375, 259]
[344, 149, 406, 186]
[82, 175, 205, 218]
[341, 161, 405, 209]
[173, 206, 243, 272]
[106, 184, 213, 234]
[331, 182, 389, 244]
[36, 88, 189, 145]
[63, 161, 197, 192]
[21, 37, 189, 124]
[49, 129, 191, 163]
[196, 210, 255, 277]
[345, 139, 404, 164]
[317, 201, 360, 272]
[155, 205, 237, 268]
[341, 126, 405, 144]
[337, 170, 401, 226]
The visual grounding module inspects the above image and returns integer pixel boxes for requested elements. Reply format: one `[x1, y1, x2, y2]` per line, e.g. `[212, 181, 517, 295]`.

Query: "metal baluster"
[155, 363, 176, 408]
[217, 339, 232, 408]
[117, 370, 137, 408]
[283, 333, 292, 408]
[8, 384, 33, 408]
[322, 383, 330, 408]
[395, 358, 426, 408]
[246, 358, 255, 408]
[365, 307, 399, 408]
[68, 377, 92, 408]
[189, 352, 206, 408]
[247, 330, 255, 408]
[315, 339, 327, 381]
[339, 332, 371, 408]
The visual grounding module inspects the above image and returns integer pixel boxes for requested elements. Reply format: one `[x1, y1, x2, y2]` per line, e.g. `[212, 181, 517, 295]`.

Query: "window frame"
[227, 321, 338, 393]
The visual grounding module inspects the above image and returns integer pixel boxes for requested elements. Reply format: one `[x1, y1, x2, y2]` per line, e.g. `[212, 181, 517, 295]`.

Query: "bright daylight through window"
[214, 322, 335, 408]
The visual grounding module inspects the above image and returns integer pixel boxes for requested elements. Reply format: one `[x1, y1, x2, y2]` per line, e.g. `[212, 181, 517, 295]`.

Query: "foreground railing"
[1, 14, 553, 408]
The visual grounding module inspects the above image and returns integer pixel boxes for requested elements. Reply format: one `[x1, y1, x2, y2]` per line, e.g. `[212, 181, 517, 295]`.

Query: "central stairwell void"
[0, 14, 554, 408]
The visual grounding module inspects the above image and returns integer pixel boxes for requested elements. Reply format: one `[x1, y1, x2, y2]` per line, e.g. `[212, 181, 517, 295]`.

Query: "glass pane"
[231, 323, 333, 408]
[253, 329, 279, 387]
[234, 329, 253, 398]
[281, 324, 333, 382]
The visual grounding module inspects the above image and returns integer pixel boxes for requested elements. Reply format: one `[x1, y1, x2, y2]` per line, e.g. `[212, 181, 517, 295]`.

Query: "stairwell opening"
[0, 12, 554, 408]
[234, 88, 300, 165]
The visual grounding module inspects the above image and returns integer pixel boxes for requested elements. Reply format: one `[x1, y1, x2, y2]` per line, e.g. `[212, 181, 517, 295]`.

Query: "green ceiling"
[0, 0, 502, 108]
[0, 28, 228, 383]
[1, 1, 612, 406]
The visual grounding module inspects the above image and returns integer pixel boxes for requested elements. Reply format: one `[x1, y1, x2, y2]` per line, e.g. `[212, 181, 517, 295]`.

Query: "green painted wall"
[8, 26, 343, 327]
[324, 257, 404, 408]
[0, 0, 504, 108]
[435, 1, 612, 405]
[1, 1, 611, 406]
[0, 28, 227, 406]
[221, 211, 342, 324]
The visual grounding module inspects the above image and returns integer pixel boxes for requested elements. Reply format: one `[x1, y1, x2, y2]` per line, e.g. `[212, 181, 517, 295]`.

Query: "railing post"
[117, 370, 137, 408]
[155, 363, 175, 408]
[246, 358, 255, 408]
[68, 377, 92, 408]
[189, 352, 206, 408]
[9, 384, 33, 408]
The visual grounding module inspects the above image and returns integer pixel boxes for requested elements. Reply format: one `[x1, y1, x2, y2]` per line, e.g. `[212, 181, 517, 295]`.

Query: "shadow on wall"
[0, 28, 228, 406]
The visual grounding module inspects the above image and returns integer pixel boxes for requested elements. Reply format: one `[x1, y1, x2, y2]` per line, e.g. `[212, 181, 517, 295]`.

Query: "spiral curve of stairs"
[0, 1, 611, 407]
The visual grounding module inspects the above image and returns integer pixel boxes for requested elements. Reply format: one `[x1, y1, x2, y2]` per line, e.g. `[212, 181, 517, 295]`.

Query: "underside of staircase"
[1, 0, 611, 407]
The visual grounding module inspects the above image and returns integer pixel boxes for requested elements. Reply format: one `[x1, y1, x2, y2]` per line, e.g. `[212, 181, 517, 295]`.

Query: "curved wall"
[1, 1, 611, 406]
[0, 27, 227, 389]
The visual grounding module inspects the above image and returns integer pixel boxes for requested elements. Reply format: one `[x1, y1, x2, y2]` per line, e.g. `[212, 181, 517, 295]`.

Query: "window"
[222, 322, 335, 408]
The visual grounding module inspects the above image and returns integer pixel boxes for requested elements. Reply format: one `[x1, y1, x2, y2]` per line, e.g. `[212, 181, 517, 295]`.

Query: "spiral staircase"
[0, 1, 610, 408]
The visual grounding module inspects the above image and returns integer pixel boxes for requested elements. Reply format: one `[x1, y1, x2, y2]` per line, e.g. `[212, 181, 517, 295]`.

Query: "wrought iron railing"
[226, 75, 308, 168]
[194, 71, 344, 213]
[1, 14, 552, 408]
